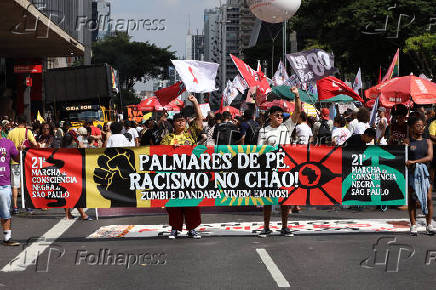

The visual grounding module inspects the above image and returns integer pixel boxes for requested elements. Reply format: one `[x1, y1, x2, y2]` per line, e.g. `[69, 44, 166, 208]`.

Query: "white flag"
[223, 80, 239, 106]
[353, 68, 362, 94]
[272, 61, 290, 86]
[171, 60, 219, 93]
[232, 75, 248, 94]
[419, 73, 432, 81]
[369, 97, 379, 127]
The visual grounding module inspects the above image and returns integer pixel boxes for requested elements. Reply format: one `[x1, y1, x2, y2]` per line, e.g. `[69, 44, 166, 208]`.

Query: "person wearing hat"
[313, 108, 333, 145]
[376, 107, 388, 145]
[160, 95, 204, 239]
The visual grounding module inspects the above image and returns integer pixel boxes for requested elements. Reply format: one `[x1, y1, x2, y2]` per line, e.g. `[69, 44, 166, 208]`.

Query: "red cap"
[321, 108, 330, 120]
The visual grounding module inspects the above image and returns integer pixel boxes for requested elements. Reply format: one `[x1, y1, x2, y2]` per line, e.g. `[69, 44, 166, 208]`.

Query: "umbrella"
[303, 103, 318, 117]
[138, 97, 161, 111]
[259, 100, 295, 112]
[271, 86, 318, 104]
[365, 76, 436, 107]
[319, 94, 354, 103]
[216, 106, 241, 118]
[163, 98, 185, 112]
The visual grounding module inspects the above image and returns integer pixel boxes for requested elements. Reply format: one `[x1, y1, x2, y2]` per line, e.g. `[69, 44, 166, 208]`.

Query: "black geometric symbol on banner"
[280, 145, 342, 206]
[93, 148, 137, 207]
[43, 150, 67, 207]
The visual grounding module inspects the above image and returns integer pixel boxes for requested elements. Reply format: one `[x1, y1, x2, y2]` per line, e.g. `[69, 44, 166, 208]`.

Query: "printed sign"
[342, 146, 406, 205]
[22, 145, 406, 208]
[286, 49, 337, 83]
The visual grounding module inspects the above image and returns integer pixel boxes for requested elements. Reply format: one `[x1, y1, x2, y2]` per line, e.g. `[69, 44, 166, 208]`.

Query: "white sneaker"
[410, 225, 418, 236]
[168, 230, 178, 239]
[426, 224, 435, 236]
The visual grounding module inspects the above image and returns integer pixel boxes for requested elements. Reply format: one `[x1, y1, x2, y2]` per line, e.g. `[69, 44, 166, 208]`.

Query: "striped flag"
[382, 49, 399, 82]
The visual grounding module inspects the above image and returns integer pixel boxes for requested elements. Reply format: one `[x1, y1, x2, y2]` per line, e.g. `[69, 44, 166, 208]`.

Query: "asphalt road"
[0, 203, 435, 290]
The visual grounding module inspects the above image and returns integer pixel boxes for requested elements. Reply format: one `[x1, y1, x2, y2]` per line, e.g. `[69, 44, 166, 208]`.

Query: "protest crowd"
[0, 86, 435, 243]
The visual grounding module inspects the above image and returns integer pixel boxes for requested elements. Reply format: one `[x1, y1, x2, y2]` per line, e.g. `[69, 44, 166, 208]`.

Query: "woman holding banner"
[257, 87, 302, 237]
[160, 95, 204, 239]
[406, 113, 434, 236]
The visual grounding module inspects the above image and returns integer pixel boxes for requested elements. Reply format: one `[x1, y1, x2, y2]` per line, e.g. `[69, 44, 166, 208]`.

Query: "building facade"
[186, 30, 204, 61]
[31, 0, 93, 65]
[204, 0, 257, 91]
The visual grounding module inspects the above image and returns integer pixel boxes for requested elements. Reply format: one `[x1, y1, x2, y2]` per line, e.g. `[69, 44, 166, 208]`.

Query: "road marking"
[256, 248, 290, 288]
[1, 215, 81, 272]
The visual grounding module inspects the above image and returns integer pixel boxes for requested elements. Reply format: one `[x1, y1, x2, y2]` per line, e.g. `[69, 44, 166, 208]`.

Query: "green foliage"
[92, 31, 177, 92]
[403, 33, 436, 76]
[118, 88, 141, 107]
[245, 0, 436, 83]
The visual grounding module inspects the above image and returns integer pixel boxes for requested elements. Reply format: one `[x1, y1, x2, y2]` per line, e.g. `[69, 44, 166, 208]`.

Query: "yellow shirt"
[429, 120, 436, 145]
[160, 125, 201, 146]
[8, 128, 36, 164]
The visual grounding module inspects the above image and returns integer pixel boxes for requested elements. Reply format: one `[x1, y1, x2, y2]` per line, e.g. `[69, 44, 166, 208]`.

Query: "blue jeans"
[0, 185, 12, 219]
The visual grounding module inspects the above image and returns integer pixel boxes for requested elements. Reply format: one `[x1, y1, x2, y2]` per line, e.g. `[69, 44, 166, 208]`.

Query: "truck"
[44, 63, 119, 127]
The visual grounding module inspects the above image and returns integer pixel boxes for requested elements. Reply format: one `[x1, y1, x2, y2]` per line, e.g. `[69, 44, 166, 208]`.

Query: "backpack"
[216, 122, 241, 145]
[22, 128, 32, 149]
[317, 120, 331, 145]
[244, 120, 260, 145]
[123, 132, 133, 143]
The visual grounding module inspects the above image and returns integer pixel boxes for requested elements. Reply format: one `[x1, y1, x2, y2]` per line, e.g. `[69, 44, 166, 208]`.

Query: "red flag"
[154, 81, 186, 106]
[219, 94, 224, 112]
[382, 49, 400, 83]
[230, 54, 271, 95]
[317, 77, 364, 103]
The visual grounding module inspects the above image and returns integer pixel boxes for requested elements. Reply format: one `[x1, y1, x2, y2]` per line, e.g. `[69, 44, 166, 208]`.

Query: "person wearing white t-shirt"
[257, 87, 301, 238]
[125, 121, 139, 147]
[295, 111, 313, 145]
[353, 107, 370, 135]
[331, 116, 351, 146]
[347, 111, 358, 134]
[106, 122, 133, 148]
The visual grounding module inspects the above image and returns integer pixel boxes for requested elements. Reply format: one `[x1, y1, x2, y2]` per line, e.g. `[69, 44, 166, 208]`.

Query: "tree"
[244, 0, 436, 84]
[92, 32, 176, 105]
[289, 0, 436, 82]
[403, 33, 436, 78]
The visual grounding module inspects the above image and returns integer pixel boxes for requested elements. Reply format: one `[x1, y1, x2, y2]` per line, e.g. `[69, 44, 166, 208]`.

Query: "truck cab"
[62, 104, 115, 128]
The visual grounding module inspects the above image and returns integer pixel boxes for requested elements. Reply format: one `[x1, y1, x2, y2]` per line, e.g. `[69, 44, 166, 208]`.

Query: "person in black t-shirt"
[344, 128, 376, 147]
[213, 111, 242, 145]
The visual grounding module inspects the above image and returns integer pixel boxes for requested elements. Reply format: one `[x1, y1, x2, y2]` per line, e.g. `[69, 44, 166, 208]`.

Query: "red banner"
[317, 77, 364, 103]
[230, 54, 271, 95]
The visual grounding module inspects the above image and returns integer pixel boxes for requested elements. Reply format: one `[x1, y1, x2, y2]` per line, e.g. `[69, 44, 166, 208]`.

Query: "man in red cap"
[313, 108, 333, 145]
